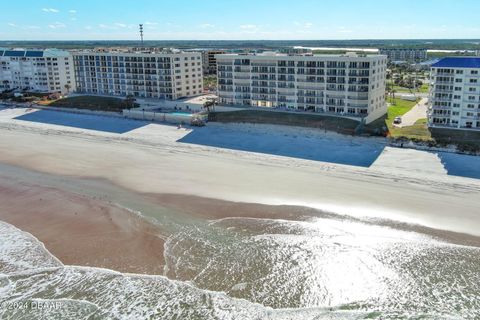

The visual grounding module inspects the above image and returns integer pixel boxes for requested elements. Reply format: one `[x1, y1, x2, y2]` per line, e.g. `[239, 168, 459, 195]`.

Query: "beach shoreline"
[0, 175, 167, 275]
[0, 107, 480, 276]
[2, 166, 480, 278]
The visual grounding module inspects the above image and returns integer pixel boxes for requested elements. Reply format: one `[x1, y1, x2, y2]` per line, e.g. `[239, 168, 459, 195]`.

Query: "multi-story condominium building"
[202, 50, 225, 75]
[216, 52, 387, 124]
[0, 49, 74, 94]
[73, 49, 203, 100]
[429, 57, 480, 131]
[379, 48, 428, 62]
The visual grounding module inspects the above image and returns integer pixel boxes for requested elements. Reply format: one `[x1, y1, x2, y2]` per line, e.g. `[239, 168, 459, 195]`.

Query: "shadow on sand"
[437, 152, 480, 180]
[178, 124, 386, 167]
[15, 109, 148, 134]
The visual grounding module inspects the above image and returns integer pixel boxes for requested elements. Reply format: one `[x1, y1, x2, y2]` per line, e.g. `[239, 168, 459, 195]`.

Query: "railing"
[434, 72, 455, 76]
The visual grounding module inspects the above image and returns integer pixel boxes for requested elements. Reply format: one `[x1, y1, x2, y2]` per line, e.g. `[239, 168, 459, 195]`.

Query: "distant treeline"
[1, 39, 479, 50]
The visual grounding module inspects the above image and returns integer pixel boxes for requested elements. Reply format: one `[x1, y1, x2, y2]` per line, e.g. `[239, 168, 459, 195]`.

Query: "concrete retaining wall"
[123, 109, 207, 125]
[33, 104, 123, 118]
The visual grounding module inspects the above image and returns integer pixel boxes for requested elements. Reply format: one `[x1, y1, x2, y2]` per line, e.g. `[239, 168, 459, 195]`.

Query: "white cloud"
[42, 8, 59, 13]
[48, 22, 66, 29]
[240, 24, 257, 30]
[69, 10, 77, 14]
[98, 23, 136, 30]
[84, 25, 93, 30]
[200, 23, 215, 29]
[337, 26, 353, 34]
[294, 22, 313, 29]
[144, 21, 158, 26]
[7, 23, 41, 30]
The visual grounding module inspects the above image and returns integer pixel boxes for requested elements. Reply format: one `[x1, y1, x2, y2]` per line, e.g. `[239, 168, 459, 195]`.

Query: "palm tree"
[124, 94, 136, 108]
[64, 84, 71, 94]
[203, 100, 215, 112]
[391, 89, 397, 105]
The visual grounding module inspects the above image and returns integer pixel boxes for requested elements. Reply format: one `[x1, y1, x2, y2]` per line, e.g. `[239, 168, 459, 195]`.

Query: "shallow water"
[0, 164, 479, 319]
[1, 214, 479, 319]
[164, 217, 480, 317]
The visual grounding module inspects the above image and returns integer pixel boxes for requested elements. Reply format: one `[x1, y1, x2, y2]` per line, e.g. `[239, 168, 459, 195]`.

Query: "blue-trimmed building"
[429, 57, 480, 131]
[0, 49, 74, 94]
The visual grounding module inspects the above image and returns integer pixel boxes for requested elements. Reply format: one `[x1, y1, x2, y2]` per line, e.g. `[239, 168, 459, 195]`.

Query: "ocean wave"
[0, 219, 473, 319]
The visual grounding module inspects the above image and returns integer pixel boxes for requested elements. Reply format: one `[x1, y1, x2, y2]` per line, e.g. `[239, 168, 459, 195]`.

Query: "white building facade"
[379, 48, 428, 62]
[429, 57, 480, 131]
[0, 49, 74, 94]
[216, 53, 387, 124]
[73, 50, 203, 100]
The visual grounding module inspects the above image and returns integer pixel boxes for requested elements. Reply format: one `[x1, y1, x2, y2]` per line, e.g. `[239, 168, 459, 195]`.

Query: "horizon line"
[1, 38, 480, 42]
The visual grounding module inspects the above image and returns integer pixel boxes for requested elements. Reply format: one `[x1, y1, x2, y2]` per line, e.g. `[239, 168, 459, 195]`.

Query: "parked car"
[393, 116, 402, 124]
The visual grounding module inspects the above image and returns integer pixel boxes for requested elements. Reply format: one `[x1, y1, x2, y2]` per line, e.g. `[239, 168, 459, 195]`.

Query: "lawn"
[49, 95, 136, 112]
[387, 99, 431, 140]
[419, 83, 429, 93]
[209, 109, 360, 135]
[390, 118, 432, 140]
[365, 98, 431, 140]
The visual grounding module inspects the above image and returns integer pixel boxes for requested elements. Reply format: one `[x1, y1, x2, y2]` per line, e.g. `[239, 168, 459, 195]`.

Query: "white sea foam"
[0, 221, 62, 275]
[0, 219, 468, 319]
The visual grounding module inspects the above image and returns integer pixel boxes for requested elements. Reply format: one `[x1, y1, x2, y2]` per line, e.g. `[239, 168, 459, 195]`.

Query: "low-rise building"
[0, 49, 74, 94]
[379, 48, 428, 63]
[73, 49, 203, 100]
[216, 52, 387, 124]
[429, 57, 480, 131]
[202, 50, 225, 75]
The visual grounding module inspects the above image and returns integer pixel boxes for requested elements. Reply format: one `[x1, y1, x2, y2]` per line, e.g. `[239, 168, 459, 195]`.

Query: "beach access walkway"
[396, 98, 428, 128]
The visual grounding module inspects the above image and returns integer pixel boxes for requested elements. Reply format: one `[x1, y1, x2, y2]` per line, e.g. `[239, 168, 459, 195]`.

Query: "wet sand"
[148, 193, 480, 248]
[0, 177, 166, 275]
[1, 170, 480, 279]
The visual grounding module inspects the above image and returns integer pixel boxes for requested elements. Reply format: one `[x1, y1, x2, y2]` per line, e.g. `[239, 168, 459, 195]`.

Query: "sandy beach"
[0, 175, 166, 275]
[1, 107, 480, 318]
[0, 108, 479, 236]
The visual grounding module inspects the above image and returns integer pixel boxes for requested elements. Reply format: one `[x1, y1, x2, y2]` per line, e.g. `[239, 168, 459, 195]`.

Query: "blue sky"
[2, 0, 480, 40]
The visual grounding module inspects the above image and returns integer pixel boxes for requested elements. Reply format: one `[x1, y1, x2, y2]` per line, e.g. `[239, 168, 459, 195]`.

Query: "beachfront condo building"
[216, 52, 388, 124]
[72, 49, 203, 100]
[379, 48, 428, 63]
[429, 57, 480, 131]
[0, 49, 75, 95]
[202, 50, 226, 75]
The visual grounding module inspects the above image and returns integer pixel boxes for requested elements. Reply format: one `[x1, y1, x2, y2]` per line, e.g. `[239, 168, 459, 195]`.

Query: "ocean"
[1, 166, 479, 319]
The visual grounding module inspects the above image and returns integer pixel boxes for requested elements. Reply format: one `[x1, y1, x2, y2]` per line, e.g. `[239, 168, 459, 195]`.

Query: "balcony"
[434, 72, 455, 76]
[348, 104, 368, 109]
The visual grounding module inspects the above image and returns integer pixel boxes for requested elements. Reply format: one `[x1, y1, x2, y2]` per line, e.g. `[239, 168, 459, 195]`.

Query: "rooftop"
[432, 57, 480, 68]
[216, 52, 386, 60]
[71, 47, 191, 55]
[0, 49, 70, 58]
